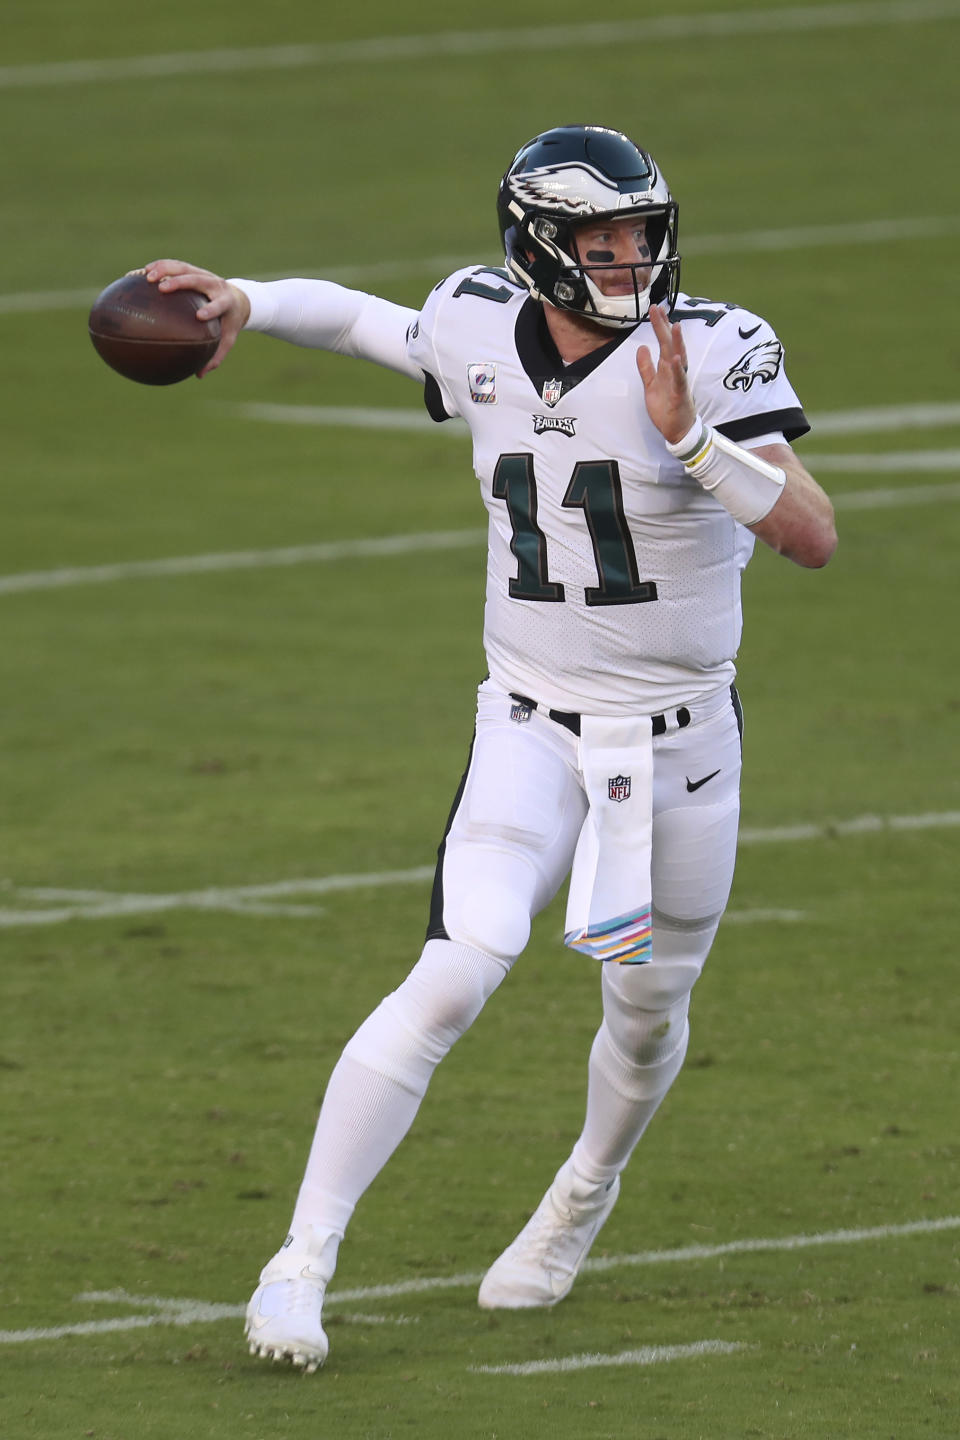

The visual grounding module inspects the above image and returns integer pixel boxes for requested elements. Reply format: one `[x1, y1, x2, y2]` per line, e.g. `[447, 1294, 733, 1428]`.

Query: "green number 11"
[492, 454, 658, 607]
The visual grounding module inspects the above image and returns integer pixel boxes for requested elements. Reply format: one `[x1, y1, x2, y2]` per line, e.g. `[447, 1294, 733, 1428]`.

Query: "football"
[88, 271, 221, 385]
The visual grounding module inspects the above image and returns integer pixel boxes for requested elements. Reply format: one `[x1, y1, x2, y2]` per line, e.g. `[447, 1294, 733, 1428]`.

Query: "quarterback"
[146, 124, 836, 1371]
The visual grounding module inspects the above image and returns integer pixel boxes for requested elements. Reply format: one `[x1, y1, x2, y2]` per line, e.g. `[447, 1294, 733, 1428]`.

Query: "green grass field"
[2, 3, 959, 1436]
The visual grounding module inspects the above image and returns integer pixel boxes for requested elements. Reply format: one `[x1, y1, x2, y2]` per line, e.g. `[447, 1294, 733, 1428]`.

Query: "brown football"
[88, 271, 221, 385]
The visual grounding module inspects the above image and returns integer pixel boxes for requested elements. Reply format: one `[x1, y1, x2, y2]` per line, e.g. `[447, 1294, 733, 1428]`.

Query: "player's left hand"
[636, 303, 698, 445]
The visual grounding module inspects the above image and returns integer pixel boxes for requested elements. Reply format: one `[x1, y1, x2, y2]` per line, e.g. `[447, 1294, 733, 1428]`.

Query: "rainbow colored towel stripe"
[565, 904, 653, 964]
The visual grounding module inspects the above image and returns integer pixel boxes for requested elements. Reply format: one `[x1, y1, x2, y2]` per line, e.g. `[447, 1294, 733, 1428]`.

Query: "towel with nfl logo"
[564, 715, 654, 964]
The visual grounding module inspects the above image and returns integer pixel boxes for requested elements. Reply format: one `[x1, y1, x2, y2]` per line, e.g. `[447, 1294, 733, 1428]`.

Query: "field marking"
[737, 809, 960, 844]
[239, 402, 466, 433]
[0, 1290, 413, 1344]
[2, 809, 958, 929]
[0, 897, 803, 929]
[235, 399, 960, 475]
[804, 401, 960, 434]
[833, 481, 960, 505]
[235, 398, 960, 441]
[0, 884, 800, 930]
[2, 2, 958, 90]
[5, 482, 957, 597]
[0, 529, 487, 597]
[4, 216, 960, 316]
[0, 867, 438, 927]
[2, 469, 959, 605]
[1, 1214, 956, 1347]
[804, 451, 960, 473]
[471, 1339, 749, 1376]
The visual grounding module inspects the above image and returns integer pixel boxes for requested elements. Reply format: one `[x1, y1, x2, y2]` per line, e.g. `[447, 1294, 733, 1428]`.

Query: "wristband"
[666, 415, 786, 527]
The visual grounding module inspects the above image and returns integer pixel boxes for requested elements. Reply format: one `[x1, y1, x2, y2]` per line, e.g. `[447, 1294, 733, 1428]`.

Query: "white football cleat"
[478, 1168, 620, 1310]
[244, 1231, 338, 1372]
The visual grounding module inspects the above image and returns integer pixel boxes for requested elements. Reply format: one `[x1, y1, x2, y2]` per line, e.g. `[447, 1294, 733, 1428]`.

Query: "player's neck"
[541, 303, 622, 365]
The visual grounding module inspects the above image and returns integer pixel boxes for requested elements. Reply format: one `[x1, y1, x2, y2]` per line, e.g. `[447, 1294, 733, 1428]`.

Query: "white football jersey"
[407, 268, 809, 715]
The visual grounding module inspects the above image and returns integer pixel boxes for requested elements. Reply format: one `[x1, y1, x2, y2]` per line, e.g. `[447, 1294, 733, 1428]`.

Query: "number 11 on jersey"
[492, 454, 658, 607]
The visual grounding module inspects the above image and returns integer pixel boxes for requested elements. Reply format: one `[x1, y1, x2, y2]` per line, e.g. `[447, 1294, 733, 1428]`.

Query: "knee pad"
[438, 846, 536, 961]
[590, 1007, 690, 1101]
[652, 795, 739, 928]
[604, 936, 709, 1015]
[601, 962, 692, 1070]
[393, 938, 510, 1043]
[343, 940, 509, 1090]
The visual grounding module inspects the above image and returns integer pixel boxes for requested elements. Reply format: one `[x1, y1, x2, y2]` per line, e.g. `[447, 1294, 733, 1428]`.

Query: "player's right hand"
[139, 259, 251, 376]
[636, 302, 697, 445]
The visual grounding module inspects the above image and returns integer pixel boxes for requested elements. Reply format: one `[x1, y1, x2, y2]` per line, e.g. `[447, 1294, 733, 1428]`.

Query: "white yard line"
[804, 452, 960, 473]
[0, 529, 486, 596]
[737, 810, 960, 844]
[1, 1214, 956, 1346]
[2, 3, 957, 90]
[804, 401, 960, 434]
[239, 402, 465, 433]
[833, 481, 960, 504]
[235, 399, 960, 440]
[0, 898, 802, 930]
[2, 471, 959, 603]
[471, 1340, 749, 1376]
[1, 810, 957, 929]
[4, 217, 959, 316]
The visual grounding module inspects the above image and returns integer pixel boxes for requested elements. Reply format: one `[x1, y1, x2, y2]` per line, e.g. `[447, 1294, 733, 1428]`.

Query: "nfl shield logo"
[542, 378, 564, 407]
[608, 774, 631, 803]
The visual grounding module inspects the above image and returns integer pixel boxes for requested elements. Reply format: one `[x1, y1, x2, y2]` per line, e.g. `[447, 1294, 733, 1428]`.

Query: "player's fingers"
[648, 300, 672, 344]
[144, 261, 224, 306]
[152, 272, 236, 325]
[140, 259, 198, 280]
[189, 285, 233, 319]
[196, 281, 250, 327]
[154, 272, 217, 297]
[197, 341, 230, 377]
[650, 304, 684, 374]
[636, 345, 655, 386]
[673, 321, 689, 372]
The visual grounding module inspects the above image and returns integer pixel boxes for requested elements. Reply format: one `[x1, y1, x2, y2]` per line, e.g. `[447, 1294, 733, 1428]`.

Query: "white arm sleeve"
[229, 277, 422, 381]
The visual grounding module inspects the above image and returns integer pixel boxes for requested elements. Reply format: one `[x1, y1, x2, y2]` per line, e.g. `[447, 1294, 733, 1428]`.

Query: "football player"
[145, 124, 836, 1372]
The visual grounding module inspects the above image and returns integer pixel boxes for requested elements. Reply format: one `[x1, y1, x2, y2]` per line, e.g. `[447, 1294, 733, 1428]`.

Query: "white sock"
[288, 940, 509, 1244]
[568, 998, 690, 1190]
[290, 1053, 424, 1238]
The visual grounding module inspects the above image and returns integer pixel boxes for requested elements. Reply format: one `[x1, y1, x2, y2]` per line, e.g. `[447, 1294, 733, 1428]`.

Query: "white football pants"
[289, 679, 742, 1244]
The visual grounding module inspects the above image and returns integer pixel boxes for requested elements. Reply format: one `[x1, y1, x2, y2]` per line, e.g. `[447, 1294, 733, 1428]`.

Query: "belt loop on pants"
[509, 693, 691, 738]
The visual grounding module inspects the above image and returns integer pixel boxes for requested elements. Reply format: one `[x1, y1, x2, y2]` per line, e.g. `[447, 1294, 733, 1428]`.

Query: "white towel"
[564, 715, 654, 964]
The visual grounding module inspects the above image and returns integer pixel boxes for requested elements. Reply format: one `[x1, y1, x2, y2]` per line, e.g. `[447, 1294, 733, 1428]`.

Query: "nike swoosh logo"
[686, 769, 720, 792]
[738, 323, 761, 339]
[299, 1264, 329, 1282]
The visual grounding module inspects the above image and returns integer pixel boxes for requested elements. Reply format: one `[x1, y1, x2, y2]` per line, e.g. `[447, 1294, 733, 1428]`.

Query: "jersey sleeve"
[404, 272, 471, 422]
[682, 299, 811, 443]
